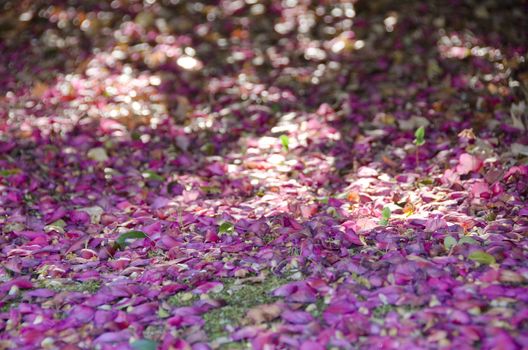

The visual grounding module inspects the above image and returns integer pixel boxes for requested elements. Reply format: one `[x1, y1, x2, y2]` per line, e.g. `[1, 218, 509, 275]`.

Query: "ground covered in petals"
[1, 1, 527, 349]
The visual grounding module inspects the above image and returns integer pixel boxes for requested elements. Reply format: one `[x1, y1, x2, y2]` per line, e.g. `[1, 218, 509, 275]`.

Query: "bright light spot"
[268, 154, 285, 165]
[19, 12, 33, 21]
[384, 15, 397, 32]
[354, 40, 365, 50]
[345, 5, 355, 18]
[251, 4, 265, 15]
[275, 22, 293, 35]
[149, 76, 161, 86]
[331, 40, 346, 53]
[140, 134, 151, 143]
[177, 55, 202, 70]
[184, 47, 196, 56]
[132, 101, 141, 111]
[331, 8, 343, 17]
[112, 49, 126, 60]
[305, 47, 326, 61]
[81, 19, 92, 32]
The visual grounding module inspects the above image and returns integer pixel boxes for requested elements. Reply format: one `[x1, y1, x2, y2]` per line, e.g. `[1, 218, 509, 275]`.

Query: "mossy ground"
[1, 280, 101, 313]
[168, 273, 291, 346]
[0, 296, 22, 312]
[306, 297, 327, 319]
[37, 279, 102, 293]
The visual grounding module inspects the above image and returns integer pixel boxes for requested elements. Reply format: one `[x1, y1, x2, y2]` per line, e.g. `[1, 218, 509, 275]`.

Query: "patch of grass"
[350, 273, 372, 289]
[203, 306, 246, 343]
[168, 292, 199, 307]
[372, 304, 395, 318]
[202, 274, 290, 341]
[217, 341, 251, 350]
[147, 250, 166, 258]
[485, 212, 497, 222]
[0, 297, 22, 312]
[38, 279, 101, 293]
[306, 298, 326, 319]
[143, 325, 165, 342]
[371, 304, 418, 319]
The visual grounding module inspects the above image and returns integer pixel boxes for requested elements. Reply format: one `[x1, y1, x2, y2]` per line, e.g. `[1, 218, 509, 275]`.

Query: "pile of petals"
[1, 0, 527, 349]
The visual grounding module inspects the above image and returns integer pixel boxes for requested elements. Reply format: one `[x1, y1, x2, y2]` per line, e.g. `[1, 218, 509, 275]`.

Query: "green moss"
[306, 298, 326, 319]
[372, 304, 418, 319]
[372, 304, 395, 317]
[350, 273, 372, 289]
[167, 292, 199, 307]
[38, 279, 101, 294]
[147, 250, 166, 258]
[485, 212, 497, 222]
[143, 325, 165, 342]
[202, 274, 290, 341]
[1, 297, 21, 312]
[203, 305, 246, 341]
[217, 341, 251, 350]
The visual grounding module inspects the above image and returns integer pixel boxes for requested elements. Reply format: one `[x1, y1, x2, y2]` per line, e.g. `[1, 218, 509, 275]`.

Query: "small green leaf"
[327, 207, 339, 218]
[280, 135, 290, 151]
[200, 142, 215, 155]
[317, 197, 329, 204]
[414, 126, 425, 146]
[419, 177, 434, 185]
[379, 207, 391, 226]
[116, 231, 148, 249]
[44, 219, 67, 233]
[131, 339, 158, 350]
[218, 222, 234, 235]
[0, 169, 20, 177]
[142, 171, 164, 182]
[201, 185, 221, 194]
[444, 236, 457, 250]
[459, 236, 478, 245]
[468, 251, 496, 265]
[157, 307, 170, 318]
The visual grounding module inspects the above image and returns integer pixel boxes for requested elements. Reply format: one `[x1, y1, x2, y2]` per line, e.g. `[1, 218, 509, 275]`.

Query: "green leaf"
[142, 171, 164, 182]
[201, 185, 221, 194]
[131, 339, 158, 350]
[200, 142, 215, 155]
[44, 219, 67, 233]
[458, 236, 478, 245]
[419, 177, 434, 185]
[218, 222, 234, 235]
[280, 135, 290, 151]
[444, 236, 457, 250]
[414, 126, 425, 146]
[379, 207, 391, 226]
[116, 231, 148, 249]
[468, 251, 496, 265]
[157, 307, 170, 318]
[0, 169, 20, 177]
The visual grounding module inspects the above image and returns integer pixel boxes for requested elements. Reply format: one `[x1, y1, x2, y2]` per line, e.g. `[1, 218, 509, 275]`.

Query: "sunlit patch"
[354, 40, 365, 50]
[384, 13, 398, 32]
[177, 55, 203, 71]
[437, 32, 503, 61]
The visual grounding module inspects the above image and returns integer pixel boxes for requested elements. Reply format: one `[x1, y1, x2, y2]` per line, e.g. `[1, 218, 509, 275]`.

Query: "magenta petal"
[93, 330, 131, 344]
[193, 281, 223, 294]
[71, 305, 95, 323]
[456, 153, 482, 175]
[282, 310, 314, 324]
[342, 229, 363, 246]
[300, 340, 325, 350]
[25, 289, 55, 298]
